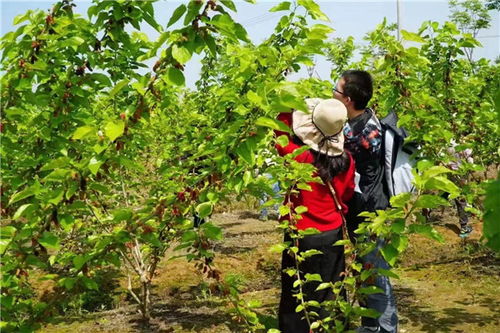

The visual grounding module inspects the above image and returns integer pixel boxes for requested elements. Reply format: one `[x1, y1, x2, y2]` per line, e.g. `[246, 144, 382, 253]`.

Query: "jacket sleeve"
[333, 152, 355, 214]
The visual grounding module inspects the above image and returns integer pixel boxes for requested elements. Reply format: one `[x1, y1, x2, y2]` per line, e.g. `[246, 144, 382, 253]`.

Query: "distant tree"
[449, 0, 491, 61]
[486, 0, 500, 11]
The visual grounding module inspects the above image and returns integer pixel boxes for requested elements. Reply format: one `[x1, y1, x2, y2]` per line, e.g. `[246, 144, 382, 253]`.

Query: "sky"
[1, 0, 499, 88]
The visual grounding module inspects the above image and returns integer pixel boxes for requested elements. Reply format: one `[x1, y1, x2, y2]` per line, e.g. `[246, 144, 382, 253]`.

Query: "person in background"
[334, 70, 398, 333]
[275, 98, 355, 332]
[258, 156, 281, 221]
[258, 171, 280, 221]
[446, 140, 474, 237]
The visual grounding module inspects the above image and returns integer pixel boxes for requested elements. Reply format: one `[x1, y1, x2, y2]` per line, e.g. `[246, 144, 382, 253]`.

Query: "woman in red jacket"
[276, 98, 355, 333]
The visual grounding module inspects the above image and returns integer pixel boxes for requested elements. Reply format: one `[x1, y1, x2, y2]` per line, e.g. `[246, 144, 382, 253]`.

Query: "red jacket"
[275, 112, 355, 232]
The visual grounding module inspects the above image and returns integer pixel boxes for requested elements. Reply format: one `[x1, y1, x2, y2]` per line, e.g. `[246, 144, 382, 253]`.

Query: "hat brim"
[292, 110, 345, 157]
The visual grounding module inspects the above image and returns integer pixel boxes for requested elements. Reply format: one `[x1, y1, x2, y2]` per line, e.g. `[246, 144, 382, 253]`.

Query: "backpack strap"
[323, 179, 349, 242]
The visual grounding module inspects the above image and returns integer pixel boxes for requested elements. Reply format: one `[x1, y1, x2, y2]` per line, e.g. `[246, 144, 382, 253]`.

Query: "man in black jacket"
[334, 70, 398, 333]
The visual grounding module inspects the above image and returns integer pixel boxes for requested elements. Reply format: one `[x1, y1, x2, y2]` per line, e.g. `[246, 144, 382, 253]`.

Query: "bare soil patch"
[42, 208, 499, 333]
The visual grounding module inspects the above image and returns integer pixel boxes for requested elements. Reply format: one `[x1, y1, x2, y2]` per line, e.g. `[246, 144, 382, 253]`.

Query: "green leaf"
[277, 92, 309, 112]
[297, 182, 312, 191]
[377, 268, 399, 279]
[112, 208, 133, 222]
[269, 242, 289, 254]
[72, 126, 95, 140]
[48, 188, 64, 205]
[0, 239, 10, 254]
[172, 44, 192, 64]
[270, 2, 291, 12]
[423, 166, 454, 179]
[424, 176, 460, 198]
[203, 34, 217, 56]
[73, 255, 90, 270]
[61, 36, 85, 51]
[279, 205, 291, 216]
[30, 60, 48, 71]
[276, 135, 289, 147]
[60, 277, 77, 290]
[59, 214, 75, 231]
[389, 192, 411, 208]
[119, 156, 145, 172]
[288, 145, 308, 158]
[380, 244, 398, 266]
[484, 176, 500, 252]
[300, 249, 322, 258]
[416, 159, 434, 172]
[201, 222, 222, 240]
[310, 321, 321, 330]
[390, 218, 405, 233]
[267, 329, 281, 333]
[196, 202, 213, 219]
[87, 5, 97, 18]
[298, 0, 329, 21]
[409, 224, 444, 243]
[181, 230, 198, 243]
[131, 81, 146, 96]
[81, 276, 98, 290]
[221, 0, 237, 11]
[104, 120, 125, 142]
[235, 140, 255, 166]
[255, 117, 291, 133]
[13, 204, 34, 220]
[88, 157, 104, 176]
[108, 79, 129, 97]
[13, 11, 31, 25]
[304, 273, 322, 282]
[315, 282, 331, 291]
[246, 90, 265, 107]
[9, 187, 35, 205]
[295, 205, 308, 214]
[43, 169, 72, 182]
[333, 239, 351, 246]
[353, 307, 380, 318]
[299, 228, 320, 236]
[93, 144, 107, 154]
[4, 107, 23, 119]
[391, 234, 408, 253]
[0, 226, 16, 238]
[39, 232, 60, 250]
[401, 30, 426, 43]
[184, 0, 203, 25]
[142, 10, 161, 32]
[164, 67, 185, 86]
[167, 4, 187, 27]
[413, 194, 449, 209]
[308, 24, 334, 40]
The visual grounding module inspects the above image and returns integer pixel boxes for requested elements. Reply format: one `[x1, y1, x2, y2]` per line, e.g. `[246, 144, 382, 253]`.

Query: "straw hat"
[292, 98, 347, 156]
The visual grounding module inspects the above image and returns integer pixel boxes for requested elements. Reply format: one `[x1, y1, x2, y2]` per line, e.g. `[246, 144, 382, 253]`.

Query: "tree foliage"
[1, 0, 499, 332]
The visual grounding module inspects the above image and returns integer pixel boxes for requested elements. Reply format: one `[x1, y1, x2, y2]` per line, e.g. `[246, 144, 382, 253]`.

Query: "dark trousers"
[279, 228, 345, 333]
[441, 192, 470, 227]
[193, 214, 205, 227]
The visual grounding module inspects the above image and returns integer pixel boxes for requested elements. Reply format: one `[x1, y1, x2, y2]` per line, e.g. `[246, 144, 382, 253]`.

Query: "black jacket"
[343, 109, 389, 216]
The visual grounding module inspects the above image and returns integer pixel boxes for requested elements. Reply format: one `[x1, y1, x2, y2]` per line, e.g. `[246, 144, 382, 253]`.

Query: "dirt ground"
[41, 208, 500, 333]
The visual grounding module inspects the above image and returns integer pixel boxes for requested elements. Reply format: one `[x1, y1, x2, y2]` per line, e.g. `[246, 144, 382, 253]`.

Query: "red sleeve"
[275, 112, 292, 138]
[274, 112, 312, 163]
[333, 152, 355, 214]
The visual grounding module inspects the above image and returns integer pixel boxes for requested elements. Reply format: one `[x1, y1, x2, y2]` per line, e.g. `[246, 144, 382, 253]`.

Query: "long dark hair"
[292, 135, 351, 182]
